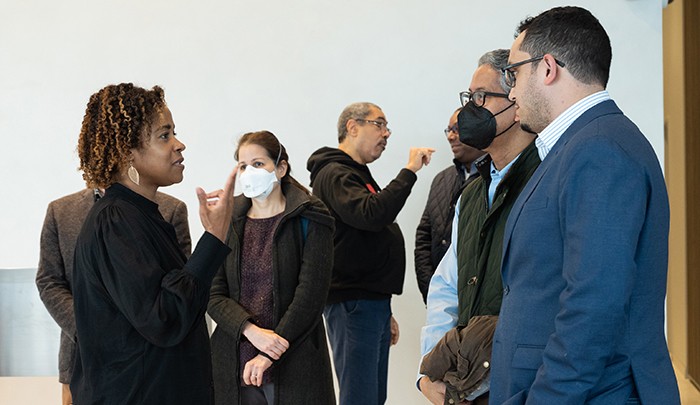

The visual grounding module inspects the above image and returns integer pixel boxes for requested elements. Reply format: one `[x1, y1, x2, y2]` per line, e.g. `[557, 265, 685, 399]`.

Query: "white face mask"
[239, 165, 278, 200]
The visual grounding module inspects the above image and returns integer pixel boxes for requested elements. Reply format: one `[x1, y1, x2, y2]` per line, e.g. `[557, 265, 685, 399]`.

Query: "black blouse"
[70, 183, 230, 404]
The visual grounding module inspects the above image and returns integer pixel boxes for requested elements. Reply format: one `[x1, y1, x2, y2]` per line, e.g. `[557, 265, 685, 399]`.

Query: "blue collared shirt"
[535, 90, 611, 160]
[467, 161, 478, 179]
[487, 158, 517, 209]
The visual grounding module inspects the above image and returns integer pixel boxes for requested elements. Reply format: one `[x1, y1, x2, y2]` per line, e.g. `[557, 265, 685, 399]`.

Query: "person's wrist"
[259, 351, 276, 363]
[242, 321, 256, 338]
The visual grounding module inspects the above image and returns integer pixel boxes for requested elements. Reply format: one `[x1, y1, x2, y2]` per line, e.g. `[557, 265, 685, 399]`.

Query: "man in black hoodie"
[307, 102, 434, 405]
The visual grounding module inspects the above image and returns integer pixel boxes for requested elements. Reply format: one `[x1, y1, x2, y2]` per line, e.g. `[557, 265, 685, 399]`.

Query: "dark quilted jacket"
[414, 161, 477, 303]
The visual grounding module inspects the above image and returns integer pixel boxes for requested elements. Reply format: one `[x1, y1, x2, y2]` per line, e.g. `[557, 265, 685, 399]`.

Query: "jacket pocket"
[512, 344, 545, 370]
[521, 196, 548, 212]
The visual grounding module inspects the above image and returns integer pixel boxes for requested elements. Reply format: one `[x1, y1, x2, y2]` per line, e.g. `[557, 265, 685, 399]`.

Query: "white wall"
[0, 1, 663, 403]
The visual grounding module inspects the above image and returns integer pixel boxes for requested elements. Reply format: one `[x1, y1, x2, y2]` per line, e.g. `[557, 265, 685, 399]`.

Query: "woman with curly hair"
[70, 83, 236, 404]
[208, 131, 336, 405]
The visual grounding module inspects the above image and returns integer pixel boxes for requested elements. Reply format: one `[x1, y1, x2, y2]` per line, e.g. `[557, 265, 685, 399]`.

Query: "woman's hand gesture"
[196, 166, 238, 242]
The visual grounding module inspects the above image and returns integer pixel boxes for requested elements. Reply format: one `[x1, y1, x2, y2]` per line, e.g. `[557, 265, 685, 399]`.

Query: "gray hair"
[337, 102, 380, 143]
[478, 49, 511, 93]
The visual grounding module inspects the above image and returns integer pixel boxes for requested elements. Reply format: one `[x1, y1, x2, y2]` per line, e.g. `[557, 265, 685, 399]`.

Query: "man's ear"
[542, 54, 560, 86]
[346, 119, 358, 138]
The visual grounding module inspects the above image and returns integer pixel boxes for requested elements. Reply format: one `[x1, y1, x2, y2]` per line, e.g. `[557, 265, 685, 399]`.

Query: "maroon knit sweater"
[239, 214, 282, 384]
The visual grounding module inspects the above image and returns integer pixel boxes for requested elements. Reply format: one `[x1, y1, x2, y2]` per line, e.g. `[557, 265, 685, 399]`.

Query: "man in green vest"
[417, 48, 540, 405]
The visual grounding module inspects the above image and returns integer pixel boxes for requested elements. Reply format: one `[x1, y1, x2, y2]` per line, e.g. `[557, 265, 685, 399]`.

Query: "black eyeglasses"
[459, 90, 510, 108]
[444, 125, 458, 137]
[355, 119, 392, 134]
[501, 56, 566, 88]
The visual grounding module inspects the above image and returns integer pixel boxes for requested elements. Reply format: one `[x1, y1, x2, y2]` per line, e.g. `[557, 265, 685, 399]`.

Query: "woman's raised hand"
[196, 166, 238, 242]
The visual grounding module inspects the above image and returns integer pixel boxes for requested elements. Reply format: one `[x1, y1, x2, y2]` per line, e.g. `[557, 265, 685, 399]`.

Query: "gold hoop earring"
[127, 164, 140, 186]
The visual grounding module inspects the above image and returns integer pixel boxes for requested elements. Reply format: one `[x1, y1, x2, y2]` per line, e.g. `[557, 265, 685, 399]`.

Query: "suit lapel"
[500, 147, 556, 270]
[501, 100, 622, 278]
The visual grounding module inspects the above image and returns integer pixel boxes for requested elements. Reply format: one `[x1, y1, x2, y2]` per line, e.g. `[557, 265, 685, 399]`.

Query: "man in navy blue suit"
[490, 6, 681, 404]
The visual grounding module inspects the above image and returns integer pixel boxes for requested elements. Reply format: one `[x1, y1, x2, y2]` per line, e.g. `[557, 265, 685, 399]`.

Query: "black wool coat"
[208, 183, 336, 405]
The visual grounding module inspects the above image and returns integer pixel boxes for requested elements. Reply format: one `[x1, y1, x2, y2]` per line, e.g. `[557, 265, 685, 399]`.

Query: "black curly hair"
[77, 83, 166, 188]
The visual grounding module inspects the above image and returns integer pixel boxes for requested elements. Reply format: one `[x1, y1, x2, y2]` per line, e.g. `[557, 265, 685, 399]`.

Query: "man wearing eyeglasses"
[414, 108, 484, 304]
[490, 6, 680, 404]
[307, 102, 434, 405]
[417, 48, 540, 405]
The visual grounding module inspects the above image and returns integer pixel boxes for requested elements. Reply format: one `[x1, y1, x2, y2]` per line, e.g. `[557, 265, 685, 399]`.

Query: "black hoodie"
[307, 147, 417, 303]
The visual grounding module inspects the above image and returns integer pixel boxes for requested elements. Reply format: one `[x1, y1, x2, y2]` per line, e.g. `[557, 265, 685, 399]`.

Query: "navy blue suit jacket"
[490, 100, 680, 404]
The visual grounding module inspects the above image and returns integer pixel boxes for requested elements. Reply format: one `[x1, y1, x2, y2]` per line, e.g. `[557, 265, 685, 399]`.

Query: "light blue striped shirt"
[535, 90, 611, 160]
[488, 156, 517, 209]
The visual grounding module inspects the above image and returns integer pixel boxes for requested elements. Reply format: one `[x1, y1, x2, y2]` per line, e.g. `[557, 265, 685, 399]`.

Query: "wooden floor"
[678, 363, 700, 405]
[1, 365, 699, 404]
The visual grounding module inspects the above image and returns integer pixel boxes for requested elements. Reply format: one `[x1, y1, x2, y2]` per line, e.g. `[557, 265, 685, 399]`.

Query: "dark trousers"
[324, 299, 392, 405]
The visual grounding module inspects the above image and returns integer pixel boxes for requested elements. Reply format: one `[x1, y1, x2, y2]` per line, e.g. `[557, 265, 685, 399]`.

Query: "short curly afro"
[77, 83, 166, 188]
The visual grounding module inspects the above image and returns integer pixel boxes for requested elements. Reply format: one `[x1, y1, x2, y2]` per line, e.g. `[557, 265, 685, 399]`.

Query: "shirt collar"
[453, 159, 479, 180]
[535, 90, 611, 160]
[105, 183, 160, 215]
[489, 153, 519, 181]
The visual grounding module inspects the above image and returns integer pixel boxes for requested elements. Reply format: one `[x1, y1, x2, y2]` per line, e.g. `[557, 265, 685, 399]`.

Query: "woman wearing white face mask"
[208, 131, 336, 405]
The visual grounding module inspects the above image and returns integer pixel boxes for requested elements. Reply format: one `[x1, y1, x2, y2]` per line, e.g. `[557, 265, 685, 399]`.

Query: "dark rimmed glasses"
[501, 56, 566, 87]
[459, 90, 510, 108]
[444, 125, 458, 137]
[355, 119, 392, 134]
